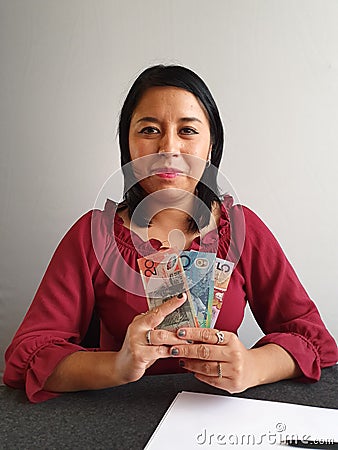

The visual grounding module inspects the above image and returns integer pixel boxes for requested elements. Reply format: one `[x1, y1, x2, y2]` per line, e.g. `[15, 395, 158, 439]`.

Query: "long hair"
[118, 64, 225, 231]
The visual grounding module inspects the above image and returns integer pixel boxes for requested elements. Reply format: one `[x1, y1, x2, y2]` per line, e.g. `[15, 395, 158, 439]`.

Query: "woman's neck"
[137, 208, 198, 251]
[117, 199, 221, 251]
[149, 208, 193, 232]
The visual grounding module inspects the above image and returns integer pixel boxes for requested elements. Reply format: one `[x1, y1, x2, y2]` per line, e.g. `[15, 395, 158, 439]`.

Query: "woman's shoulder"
[57, 199, 122, 251]
[81, 199, 124, 232]
[221, 196, 270, 233]
[218, 196, 282, 258]
[224, 198, 288, 264]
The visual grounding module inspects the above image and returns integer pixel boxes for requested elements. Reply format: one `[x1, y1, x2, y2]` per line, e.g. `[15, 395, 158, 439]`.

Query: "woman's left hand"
[171, 328, 258, 393]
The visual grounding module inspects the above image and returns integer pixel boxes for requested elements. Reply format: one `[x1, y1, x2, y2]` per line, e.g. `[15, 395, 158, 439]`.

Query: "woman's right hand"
[114, 294, 189, 384]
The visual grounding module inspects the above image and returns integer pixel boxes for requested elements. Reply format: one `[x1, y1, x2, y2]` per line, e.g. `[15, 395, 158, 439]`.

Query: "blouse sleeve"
[3, 210, 103, 403]
[232, 205, 337, 382]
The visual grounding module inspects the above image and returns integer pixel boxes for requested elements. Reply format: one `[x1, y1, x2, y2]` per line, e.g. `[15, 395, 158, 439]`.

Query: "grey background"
[1, 0, 337, 380]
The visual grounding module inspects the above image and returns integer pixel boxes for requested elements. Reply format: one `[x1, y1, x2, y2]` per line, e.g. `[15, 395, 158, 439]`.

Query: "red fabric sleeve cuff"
[25, 342, 86, 403]
[253, 332, 322, 382]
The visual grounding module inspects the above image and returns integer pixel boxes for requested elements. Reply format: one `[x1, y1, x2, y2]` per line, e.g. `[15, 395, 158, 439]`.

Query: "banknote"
[180, 251, 216, 328]
[210, 257, 234, 328]
[137, 248, 197, 331]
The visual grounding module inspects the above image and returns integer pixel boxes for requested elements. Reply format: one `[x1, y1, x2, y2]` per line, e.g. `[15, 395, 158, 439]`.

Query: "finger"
[132, 310, 151, 323]
[169, 343, 226, 360]
[147, 328, 193, 346]
[143, 293, 188, 329]
[133, 294, 187, 323]
[194, 372, 245, 394]
[176, 328, 237, 346]
[137, 342, 174, 362]
[194, 373, 230, 390]
[178, 359, 223, 377]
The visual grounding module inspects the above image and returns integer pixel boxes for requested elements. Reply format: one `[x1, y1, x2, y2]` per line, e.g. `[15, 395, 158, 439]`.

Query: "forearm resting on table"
[44, 351, 123, 393]
[43, 344, 302, 394]
[249, 343, 302, 386]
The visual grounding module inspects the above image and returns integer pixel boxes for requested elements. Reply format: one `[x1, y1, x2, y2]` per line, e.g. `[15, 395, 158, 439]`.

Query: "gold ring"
[217, 362, 222, 378]
[146, 329, 152, 345]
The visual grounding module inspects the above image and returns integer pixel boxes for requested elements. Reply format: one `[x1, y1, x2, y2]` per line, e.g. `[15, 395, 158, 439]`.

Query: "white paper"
[145, 391, 338, 449]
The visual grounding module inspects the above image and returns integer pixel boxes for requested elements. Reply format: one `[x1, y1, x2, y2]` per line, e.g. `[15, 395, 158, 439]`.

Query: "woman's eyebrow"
[179, 117, 203, 124]
[136, 116, 160, 124]
[135, 116, 203, 124]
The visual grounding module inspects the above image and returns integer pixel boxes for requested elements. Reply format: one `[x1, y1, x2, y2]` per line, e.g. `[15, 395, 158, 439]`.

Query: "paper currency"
[210, 258, 234, 328]
[180, 251, 215, 328]
[137, 248, 197, 331]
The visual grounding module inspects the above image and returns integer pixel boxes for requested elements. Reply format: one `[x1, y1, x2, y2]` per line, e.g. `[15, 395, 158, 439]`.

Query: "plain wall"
[1, 0, 337, 380]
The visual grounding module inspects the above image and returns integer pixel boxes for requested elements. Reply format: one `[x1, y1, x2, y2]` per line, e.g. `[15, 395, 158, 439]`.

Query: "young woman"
[4, 65, 337, 403]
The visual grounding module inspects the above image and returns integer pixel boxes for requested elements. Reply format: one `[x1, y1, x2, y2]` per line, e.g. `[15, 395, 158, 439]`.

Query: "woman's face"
[128, 86, 212, 196]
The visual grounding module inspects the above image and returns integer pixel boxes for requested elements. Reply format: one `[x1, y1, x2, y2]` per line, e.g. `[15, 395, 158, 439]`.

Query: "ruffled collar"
[103, 195, 233, 255]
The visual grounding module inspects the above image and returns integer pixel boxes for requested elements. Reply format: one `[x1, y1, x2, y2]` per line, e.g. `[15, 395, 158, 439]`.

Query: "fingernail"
[171, 347, 179, 356]
[178, 329, 186, 337]
[179, 360, 185, 367]
[177, 292, 184, 299]
[187, 340, 193, 344]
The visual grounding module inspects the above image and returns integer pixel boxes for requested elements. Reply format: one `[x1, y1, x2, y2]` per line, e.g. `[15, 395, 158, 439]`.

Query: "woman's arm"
[247, 343, 302, 386]
[147, 328, 301, 393]
[3, 211, 100, 402]
[43, 295, 188, 393]
[46, 332, 301, 395]
[43, 351, 121, 392]
[236, 205, 338, 380]
[168, 204, 337, 393]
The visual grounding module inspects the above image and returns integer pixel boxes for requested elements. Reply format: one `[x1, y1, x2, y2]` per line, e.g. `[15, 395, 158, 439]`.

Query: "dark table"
[1, 366, 337, 450]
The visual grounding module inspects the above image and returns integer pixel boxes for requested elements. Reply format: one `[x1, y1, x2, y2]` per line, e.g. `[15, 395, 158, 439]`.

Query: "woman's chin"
[141, 183, 197, 207]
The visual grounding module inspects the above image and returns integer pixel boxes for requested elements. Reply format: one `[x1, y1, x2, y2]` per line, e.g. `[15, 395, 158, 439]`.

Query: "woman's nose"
[158, 132, 180, 155]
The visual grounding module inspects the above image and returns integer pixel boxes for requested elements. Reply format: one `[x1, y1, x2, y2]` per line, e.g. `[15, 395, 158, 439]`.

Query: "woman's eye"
[139, 126, 160, 135]
[180, 127, 198, 135]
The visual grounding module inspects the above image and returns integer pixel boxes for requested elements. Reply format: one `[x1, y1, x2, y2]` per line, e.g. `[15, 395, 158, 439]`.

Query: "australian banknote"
[137, 248, 197, 331]
[210, 257, 234, 328]
[180, 251, 216, 327]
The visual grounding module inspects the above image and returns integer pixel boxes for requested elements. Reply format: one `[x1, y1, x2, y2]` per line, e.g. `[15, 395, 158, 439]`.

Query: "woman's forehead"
[131, 86, 209, 122]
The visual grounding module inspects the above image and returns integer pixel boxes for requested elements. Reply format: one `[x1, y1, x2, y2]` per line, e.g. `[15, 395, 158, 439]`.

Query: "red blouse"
[3, 197, 337, 402]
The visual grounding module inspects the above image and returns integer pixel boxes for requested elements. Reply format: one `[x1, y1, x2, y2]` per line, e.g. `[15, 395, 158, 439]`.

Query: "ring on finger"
[215, 330, 225, 345]
[217, 362, 222, 378]
[146, 329, 153, 345]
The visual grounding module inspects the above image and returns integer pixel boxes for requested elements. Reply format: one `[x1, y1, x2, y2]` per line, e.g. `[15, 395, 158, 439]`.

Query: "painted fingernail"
[177, 292, 184, 299]
[178, 329, 186, 337]
[179, 360, 185, 367]
[171, 347, 179, 356]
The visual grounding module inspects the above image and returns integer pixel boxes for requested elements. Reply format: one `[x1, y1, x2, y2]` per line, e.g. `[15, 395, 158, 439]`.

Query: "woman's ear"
[207, 143, 212, 160]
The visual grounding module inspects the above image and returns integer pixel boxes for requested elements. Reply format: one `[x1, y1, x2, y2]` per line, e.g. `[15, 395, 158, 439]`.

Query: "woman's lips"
[150, 168, 184, 179]
[156, 172, 179, 179]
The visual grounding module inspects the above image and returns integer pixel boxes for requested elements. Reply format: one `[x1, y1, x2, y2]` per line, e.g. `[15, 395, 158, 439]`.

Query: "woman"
[4, 65, 337, 403]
